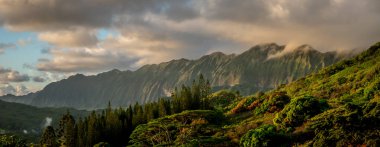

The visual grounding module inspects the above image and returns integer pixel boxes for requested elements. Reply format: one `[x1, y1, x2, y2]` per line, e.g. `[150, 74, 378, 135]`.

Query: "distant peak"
[209, 51, 225, 56]
[294, 44, 316, 52]
[250, 43, 283, 51]
[67, 73, 86, 80]
[109, 69, 121, 73]
[257, 43, 281, 48]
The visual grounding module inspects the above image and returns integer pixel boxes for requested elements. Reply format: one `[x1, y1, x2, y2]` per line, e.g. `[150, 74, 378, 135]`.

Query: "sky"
[0, 0, 380, 96]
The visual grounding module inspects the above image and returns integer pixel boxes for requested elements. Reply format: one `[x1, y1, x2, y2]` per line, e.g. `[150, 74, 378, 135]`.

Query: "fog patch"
[43, 117, 53, 127]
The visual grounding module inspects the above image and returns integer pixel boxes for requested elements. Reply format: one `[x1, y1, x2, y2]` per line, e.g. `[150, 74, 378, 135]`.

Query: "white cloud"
[43, 117, 52, 127]
[0, 84, 30, 96]
[38, 28, 98, 47]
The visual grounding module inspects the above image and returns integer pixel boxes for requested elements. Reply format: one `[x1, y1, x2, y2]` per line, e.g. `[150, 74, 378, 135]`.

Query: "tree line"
[40, 75, 211, 147]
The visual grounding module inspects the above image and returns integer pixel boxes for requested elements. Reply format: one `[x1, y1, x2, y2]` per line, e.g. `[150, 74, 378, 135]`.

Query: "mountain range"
[0, 43, 351, 109]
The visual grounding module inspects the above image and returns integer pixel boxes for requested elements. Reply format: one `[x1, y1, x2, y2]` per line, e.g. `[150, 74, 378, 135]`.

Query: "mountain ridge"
[0, 43, 353, 109]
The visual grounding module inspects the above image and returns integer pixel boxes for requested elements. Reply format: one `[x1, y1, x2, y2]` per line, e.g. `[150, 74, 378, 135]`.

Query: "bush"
[307, 102, 380, 146]
[93, 142, 111, 147]
[273, 96, 328, 130]
[239, 125, 290, 147]
[208, 90, 239, 111]
[230, 96, 256, 114]
[337, 77, 347, 85]
[0, 135, 27, 147]
[129, 110, 226, 146]
[254, 92, 290, 114]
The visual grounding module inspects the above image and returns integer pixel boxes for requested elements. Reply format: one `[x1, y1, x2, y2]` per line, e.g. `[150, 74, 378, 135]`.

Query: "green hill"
[128, 42, 380, 146]
[0, 100, 88, 143]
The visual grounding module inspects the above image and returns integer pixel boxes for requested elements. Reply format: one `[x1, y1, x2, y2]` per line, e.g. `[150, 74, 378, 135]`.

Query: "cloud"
[0, 0, 200, 31]
[1, 0, 380, 74]
[17, 38, 32, 46]
[37, 47, 139, 73]
[38, 28, 99, 47]
[43, 117, 52, 127]
[0, 84, 30, 96]
[0, 43, 15, 54]
[33, 76, 45, 83]
[0, 67, 30, 83]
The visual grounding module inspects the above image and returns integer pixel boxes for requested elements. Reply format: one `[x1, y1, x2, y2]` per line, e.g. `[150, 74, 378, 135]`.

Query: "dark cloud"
[33, 76, 45, 82]
[0, 84, 29, 96]
[206, 0, 270, 23]
[41, 48, 51, 54]
[0, 0, 200, 31]
[0, 67, 30, 83]
[6, 71, 30, 82]
[0, 67, 11, 74]
[0, 43, 16, 54]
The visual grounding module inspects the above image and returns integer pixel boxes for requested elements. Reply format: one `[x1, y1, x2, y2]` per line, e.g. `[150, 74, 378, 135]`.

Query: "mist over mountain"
[0, 43, 352, 109]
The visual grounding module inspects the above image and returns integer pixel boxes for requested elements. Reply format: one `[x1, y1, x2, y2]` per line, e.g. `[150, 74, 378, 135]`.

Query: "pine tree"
[87, 112, 99, 146]
[57, 112, 76, 147]
[158, 99, 168, 117]
[76, 118, 85, 147]
[40, 126, 58, 147]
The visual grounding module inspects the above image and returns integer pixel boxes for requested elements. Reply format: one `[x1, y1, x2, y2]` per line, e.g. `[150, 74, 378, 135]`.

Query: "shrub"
[307, 102, 380, 146]
[0, 135, 27, 147]
[129, 110, 226, 146]
[230, 96, 257, 114]
[93, 142, 110, 147]
[273, 96, 328, 130]
[337, 77, 347, 85]
[254, 92, 290, 115]
[239, 125, 290, 147]
[208, 90, 239, 111]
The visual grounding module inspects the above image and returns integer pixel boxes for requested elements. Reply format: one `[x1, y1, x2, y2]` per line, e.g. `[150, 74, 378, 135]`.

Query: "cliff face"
[1, 43, 349, 109]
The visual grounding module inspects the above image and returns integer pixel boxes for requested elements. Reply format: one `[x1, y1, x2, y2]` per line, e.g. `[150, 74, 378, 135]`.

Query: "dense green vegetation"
[37, 75, 212, 146]
[239, 125, 289, 147]
[0, 100, 88, 143]
[307, 102, 380, 146]
[129, 110, 231, 146]
[0, 135, 27, 147]
[273, 96, 328, 131]
[2, 42, 380, 146]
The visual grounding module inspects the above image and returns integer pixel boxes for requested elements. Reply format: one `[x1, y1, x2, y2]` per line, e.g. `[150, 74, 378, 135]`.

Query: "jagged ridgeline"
[1, 43, 348, 109]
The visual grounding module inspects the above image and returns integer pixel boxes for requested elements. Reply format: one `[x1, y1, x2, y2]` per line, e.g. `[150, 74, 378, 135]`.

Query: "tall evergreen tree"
[57, 112, 76, 147]
[40, 126, 58, 147]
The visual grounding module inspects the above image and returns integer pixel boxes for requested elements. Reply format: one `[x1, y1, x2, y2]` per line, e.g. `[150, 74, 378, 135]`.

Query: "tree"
[40, 126, 58, 147]
[57, 112, 76, 147]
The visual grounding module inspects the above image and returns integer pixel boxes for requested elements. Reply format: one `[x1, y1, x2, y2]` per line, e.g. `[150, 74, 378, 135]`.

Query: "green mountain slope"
[129, 42, 380, 146]
[1, 43, 347, 110]
[0, 100, 88, 142]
